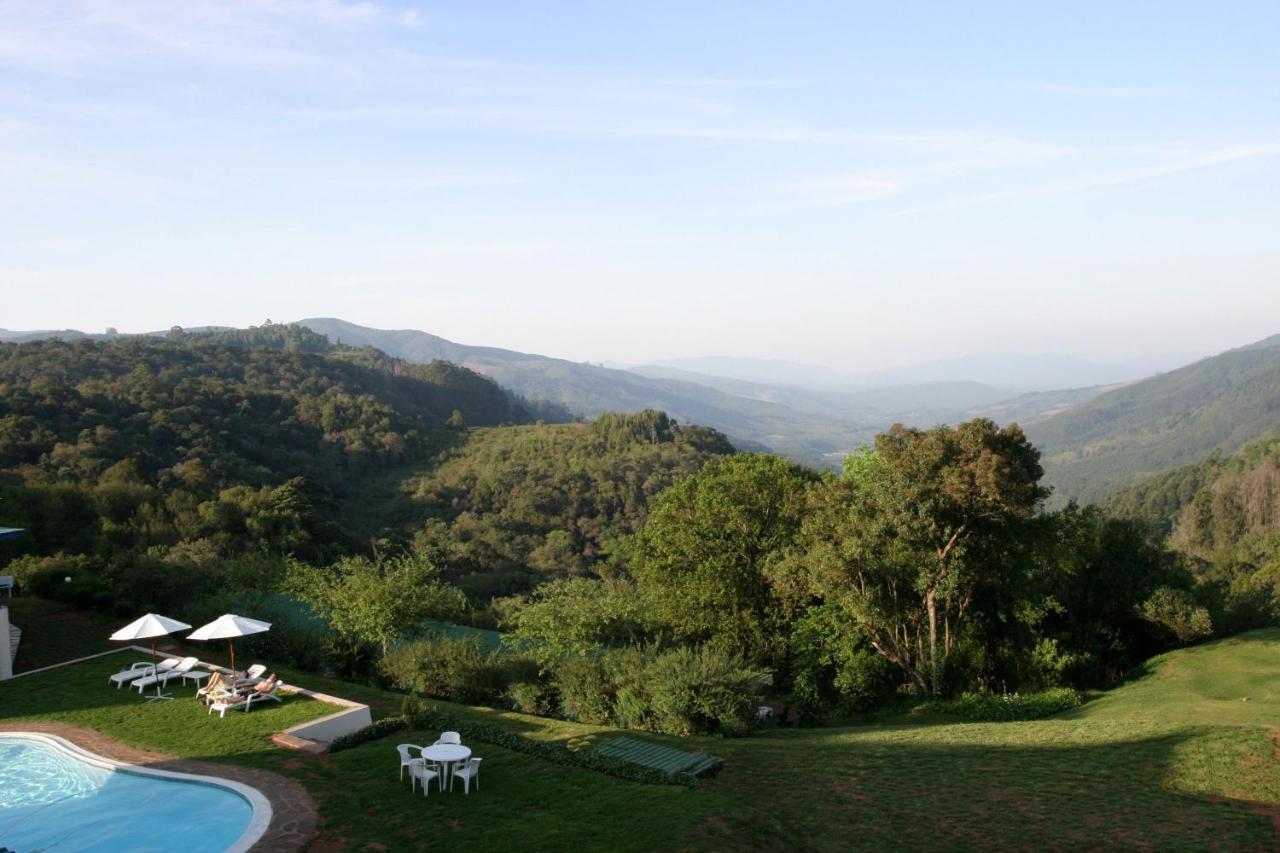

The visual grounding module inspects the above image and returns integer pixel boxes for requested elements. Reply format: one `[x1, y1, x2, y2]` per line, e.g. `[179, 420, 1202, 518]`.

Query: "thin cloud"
[344, 174, 526, 192]
[1016, 82, 1186, 98]
[783, 176, 900, 206]
[892, 144, 1279, 216]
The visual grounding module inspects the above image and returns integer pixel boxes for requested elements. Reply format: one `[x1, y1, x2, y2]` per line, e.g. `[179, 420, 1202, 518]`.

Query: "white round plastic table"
[419, 743, 472, 790]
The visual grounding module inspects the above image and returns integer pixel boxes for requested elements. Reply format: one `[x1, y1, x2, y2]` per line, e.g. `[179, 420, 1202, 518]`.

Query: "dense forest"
[0, 333, 732, 612]
[406, 410, 734, 596]
[1104, 431, 1280, 634]
[0, 330, 556, 567]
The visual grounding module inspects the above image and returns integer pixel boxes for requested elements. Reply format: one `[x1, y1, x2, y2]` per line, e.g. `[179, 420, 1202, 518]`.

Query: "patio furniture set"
[397, 732, 484, 796]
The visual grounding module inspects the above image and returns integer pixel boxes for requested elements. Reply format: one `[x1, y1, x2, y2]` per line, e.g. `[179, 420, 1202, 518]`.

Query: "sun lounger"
[132, 656, 198, 692]
[233, 664, 267, 688]
[208, 680, 283, 718]
[108, 658, 179, 689]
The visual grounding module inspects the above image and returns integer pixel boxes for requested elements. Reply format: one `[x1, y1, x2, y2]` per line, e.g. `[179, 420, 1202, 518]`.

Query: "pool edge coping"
[0, 731, 273, 853]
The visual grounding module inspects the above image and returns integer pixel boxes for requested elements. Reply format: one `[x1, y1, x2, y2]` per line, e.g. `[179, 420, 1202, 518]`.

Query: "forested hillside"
[0, 335, 732, 617]
[0, 334, 544, 565]
[1106, 431, 1280, 566]
[406, 410, 734, 595]
[1030, 334, 1280, 504]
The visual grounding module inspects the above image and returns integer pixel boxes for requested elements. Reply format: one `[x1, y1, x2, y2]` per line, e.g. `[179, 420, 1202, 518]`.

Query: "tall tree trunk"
[926, 587, 938, 695]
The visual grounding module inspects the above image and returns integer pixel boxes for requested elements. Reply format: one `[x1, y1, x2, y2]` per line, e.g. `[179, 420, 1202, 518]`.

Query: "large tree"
[630, 453, 816, 663]
[799, 419, 1045, 693]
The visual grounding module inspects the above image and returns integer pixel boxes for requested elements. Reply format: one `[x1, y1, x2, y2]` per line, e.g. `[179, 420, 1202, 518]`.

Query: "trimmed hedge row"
[329, 698, 699, 788]
[919, 687, 1083, 721]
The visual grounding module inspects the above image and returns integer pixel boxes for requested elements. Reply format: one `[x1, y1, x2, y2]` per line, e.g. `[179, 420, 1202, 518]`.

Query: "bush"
[643, 646, 767, 736]
[551, 655, 614, 724]
[550, 644, 769, 735]
[506, 681, 556, 716]
[919, 687, 1083, 722]
[1138, 586, 1213, 645]
[26, 561, 110, 609]
[380, 635, 508, 705]
[328, 717, 408, 753]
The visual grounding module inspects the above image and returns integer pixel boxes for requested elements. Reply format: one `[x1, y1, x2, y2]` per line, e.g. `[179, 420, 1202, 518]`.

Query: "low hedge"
[919, 687, 1083, 722]
[328, 699, 698, 787]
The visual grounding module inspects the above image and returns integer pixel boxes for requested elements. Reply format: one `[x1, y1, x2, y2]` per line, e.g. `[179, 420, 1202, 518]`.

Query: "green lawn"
[4, 597, 116, 672]
[3, 626, 1280, 850]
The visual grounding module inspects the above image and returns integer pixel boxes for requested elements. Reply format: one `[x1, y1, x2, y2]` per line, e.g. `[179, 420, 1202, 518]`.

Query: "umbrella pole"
[229, 640, 236, 683]
[147, 637, 174, 702]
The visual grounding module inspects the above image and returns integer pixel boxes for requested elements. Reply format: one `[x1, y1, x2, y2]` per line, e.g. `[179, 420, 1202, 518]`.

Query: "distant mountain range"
[295, 319, 1130, 466]
[634, 350, 1195, 392]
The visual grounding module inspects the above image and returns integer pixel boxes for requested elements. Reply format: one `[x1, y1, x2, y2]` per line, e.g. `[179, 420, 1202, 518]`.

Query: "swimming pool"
[0, 733, 271, 852]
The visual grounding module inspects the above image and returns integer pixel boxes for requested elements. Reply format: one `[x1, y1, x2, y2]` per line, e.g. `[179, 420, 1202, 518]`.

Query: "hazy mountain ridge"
[642, 350, 1194, 392]
[1028, 334, 1280, 505]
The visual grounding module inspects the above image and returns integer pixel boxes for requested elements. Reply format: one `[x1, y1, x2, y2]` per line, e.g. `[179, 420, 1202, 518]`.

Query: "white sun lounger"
[132, 656, 199, 692]
[208, 681, 283, 718]
[108, 658, 179, 689]
[234, 664, 267, 688]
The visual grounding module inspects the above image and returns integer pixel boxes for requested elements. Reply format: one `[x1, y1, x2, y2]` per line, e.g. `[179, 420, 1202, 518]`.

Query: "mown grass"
[4, 597, 116, 671]
[3, 623, 1280, 850]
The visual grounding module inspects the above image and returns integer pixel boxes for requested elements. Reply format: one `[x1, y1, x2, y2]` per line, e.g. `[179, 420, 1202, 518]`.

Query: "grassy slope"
[3, 626, 1280, 850]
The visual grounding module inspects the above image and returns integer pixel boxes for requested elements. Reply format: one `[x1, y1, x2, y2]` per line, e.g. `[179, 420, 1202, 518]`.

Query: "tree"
[285, 551, 466, 653]
[630, 453, 815, 663]
[500, 576, 644, 667]
[797, 420, 1044, 693]
[1137, 586, 1213, 645]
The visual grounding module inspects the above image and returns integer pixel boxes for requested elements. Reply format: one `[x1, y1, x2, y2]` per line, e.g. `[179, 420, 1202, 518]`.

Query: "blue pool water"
[0, 735, 255, 852]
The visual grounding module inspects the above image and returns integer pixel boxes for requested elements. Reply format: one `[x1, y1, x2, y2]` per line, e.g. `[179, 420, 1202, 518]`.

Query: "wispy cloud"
[782, 176, 900, 206]
[1015, 82, 1186, 98]
[892, 144, 1279, 216]
[345, 174, 525, 192]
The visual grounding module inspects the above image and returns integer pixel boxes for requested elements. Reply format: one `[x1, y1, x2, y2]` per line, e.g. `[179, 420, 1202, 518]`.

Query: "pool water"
[0, 735, 255, 852]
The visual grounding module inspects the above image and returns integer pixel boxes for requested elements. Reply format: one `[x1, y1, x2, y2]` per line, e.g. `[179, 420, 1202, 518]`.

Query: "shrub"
[506, 680, 556, 716]
[381, 635, 507, 705]
[919, 687, 1083, 722]
[643, 646, 767, 736]
[1138, 586, 1214, 645]
[550, 643, 768, 735]
[328, 717, 408, 753]
[551, 655, 615, 724]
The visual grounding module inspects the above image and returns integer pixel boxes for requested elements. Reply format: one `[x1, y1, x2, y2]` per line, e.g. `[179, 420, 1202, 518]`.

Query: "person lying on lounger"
[235, 672, 279, 698]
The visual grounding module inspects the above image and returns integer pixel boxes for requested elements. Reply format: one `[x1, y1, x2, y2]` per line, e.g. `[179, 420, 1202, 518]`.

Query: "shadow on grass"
[701, 724, 1280, 852]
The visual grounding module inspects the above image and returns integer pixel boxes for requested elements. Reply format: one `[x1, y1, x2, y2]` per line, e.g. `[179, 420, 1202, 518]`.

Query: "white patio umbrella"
[186, 614, 271, 680]
[109, 613, 192, 702]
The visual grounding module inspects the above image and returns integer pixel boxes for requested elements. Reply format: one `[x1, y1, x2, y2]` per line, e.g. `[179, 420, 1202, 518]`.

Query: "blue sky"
[2, 1, 1278, 370]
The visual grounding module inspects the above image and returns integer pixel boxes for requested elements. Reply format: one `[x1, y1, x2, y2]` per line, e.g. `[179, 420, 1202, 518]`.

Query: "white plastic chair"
[434, 731, 462, 746]
[0, 576, 13, 598]
[450, 757, 482, 794]
[397, 744, 422, 784]
[411, 761, 440, 796]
